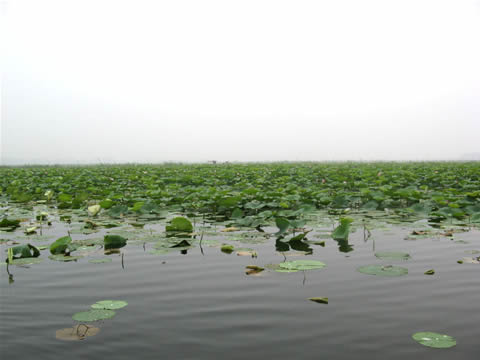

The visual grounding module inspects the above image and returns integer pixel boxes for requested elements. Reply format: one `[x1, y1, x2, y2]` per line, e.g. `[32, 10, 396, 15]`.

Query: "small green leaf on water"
[221, 244, 234, 254]
[9, 257, 43, 265]
[104, 235, 127, 249]
[166, 217, 193, 232]
[275, 260, 326, 272]
[91, 300, 128, 310]
[8, 244, 41, 259]
[375, 251, 411, 261]
[357, 264, 408, 277]
[50, 236, 73, 255]
[48, 254, 82, 262]
[275, 217, 290, 235]
[331, 217, 353, 240]
[25, 226, 37, 234]
[72, 309, 115, 322]
[412, 331, 456, 348]
[424, 269, 435, 275]
[308, 297, 328, 304]
[0, 218, 21, 229]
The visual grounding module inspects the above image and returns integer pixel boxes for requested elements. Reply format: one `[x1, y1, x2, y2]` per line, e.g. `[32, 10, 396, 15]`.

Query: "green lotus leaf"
[48, 254, 83, 262]
[8, 243, 40, 259]
[276, 260, 326, 272]
[91, 300, 128, 310]
[374, 251, 411, 261]
[357, 264, 408, 277]
[231, 208, 244, 219]
[72, 309, 116, 322]
[221, 244, 235, 253]
[9, 257, 43, 265]
[0, 218, 21, 229]
[166, 217, 193, 232]
[275, 217, 290, 236]
[50, 236, 73, 255]
[332, 217, 353, 240]
[104, 235, 127, 249]
[99, 199, 115, 209]
[412, 331, 456, 348]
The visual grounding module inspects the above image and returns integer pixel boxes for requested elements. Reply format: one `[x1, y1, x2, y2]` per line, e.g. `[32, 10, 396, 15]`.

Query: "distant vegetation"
[1, 162, 479, 224]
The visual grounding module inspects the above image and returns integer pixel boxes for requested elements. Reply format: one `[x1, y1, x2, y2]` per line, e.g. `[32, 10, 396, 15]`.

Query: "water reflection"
[275, 238, 313, 254]
[334, 238, 354, 253]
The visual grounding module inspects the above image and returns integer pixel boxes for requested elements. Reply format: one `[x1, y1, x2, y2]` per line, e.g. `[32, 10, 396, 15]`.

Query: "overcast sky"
[1, 0, 479, 164]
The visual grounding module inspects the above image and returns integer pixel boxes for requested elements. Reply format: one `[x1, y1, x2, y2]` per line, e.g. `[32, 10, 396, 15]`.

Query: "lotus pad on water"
[374, 252, 411, 261]
[9, 257, 44, 265]
[276, 260, 326, 272]
[91, 300, 128, 310]
[412, 331, 456, 348]
[357, 264, 408, 277]
[72, 309, 116, 322]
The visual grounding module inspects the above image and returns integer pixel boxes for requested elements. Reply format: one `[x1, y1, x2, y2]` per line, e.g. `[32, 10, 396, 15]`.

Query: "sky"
[1, 0, 480, 164]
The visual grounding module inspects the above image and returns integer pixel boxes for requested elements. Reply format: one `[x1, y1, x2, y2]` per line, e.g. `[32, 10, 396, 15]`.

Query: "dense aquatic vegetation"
[1, 162, 479, 347]
[0, 162, 479, 222]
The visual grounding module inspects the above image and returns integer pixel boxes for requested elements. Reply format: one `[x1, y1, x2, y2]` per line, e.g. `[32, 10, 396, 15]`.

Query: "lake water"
[1, 218, 479, 359]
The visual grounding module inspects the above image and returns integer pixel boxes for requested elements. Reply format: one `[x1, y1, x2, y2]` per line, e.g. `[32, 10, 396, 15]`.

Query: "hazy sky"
[2, 0, 480, 164]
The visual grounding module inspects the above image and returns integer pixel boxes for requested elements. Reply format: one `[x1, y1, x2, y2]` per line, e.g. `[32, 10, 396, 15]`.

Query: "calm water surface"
[1, 223, 479, 359]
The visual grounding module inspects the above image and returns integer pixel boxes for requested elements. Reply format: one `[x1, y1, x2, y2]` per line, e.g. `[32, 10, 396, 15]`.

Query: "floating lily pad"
[91, 300, 128, 310]
[375, 251, 411, 261]
[88, 258, 112, 264]
[412, 331, 456, 348]
[148, 249, 171, 255]
[49, 254, 83, 262]
[55, 324, 100, 341]
[72, 309, 116, 322]
[221, 244, 235, 253]
[8, 243, 41, 259]
[166, 217, 193, 232]
[357, 264, 408, 277]
[274, 260, 326, 273]
[104, 235, 127, 249]
[9, 257, 44, 265]
[332, 217, 353, 240]
[50, 236, 73, 255]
